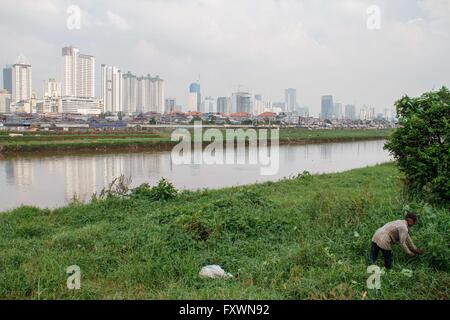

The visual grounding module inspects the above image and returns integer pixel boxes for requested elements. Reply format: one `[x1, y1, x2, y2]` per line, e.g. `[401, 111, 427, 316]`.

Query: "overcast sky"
[0, 0, 449, 115]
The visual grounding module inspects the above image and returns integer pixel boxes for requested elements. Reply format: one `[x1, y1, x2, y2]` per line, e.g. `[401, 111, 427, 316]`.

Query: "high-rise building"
[333, 102, 343, 120]
[188, 82, 201, 112]
[252, 94, 272, 115]
[231, 92, 252, 114]
[41, 79, 62, 113]
[62, 46, 95, 98]
[321, 95, 334, 120]
[217, 97, 231, 114]
[3, 65, 12, 94]
[101, 65, 123, 113]
[150, 75, 164, 114]
[123, 73, 164, 114]
[0, 89, 11, 113]
[201, 96, 216, 113]
[359, 105, 375, 120]
[165, 98, 176, 113]
[344, 104, 356, 120]
[43, 79, 62, 98]
[285, 88, 297, 112]
[12, 54, 32, 103]
[122, 72, 138, 114]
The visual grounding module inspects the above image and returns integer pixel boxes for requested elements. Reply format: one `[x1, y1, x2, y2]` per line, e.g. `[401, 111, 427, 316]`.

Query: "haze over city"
[0, 0, 449, 116]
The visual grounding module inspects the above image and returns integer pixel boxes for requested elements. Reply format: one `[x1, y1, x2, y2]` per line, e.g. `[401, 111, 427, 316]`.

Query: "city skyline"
[1, 51, 395, 118]
[0, 0, 448, 116]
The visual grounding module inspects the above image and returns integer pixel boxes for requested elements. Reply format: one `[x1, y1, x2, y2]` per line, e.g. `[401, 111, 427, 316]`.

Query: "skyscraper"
[333, 102, 343, 120]
[321, 95, 334, 120]
[165, 98, 176, 113]
[285, 88, 297, 112]
[3, 65, 12, 94]
[0, 89, 11, 113]
[43, 79, 62, 98]
[359, 105, 375, 120]
[344, 104, 356, 120]
[231, 92, 252, 114]
[125, 73, 164, 114]
[62, 46, 95, 98]
[217, 97, 231, 114]
[101, 65, 123, 113]
[122, 72, 138, 114]
[188, 82, 201, 112]
[201, 96, 216, 113]
[12, 54, 32, 103]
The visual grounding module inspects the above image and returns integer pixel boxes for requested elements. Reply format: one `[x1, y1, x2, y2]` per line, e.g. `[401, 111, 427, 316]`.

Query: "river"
[0, 139, 392, 211]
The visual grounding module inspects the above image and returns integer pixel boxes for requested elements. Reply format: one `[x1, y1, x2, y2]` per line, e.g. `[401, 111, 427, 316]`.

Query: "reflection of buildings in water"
[125, 153, 166, 182]
[100, 155, 125, 187]
[64, 157, 96, 201]
[320, 144, 333, 160]
[286, 145, 296, 163]
[43, 157, 65, 175]
[4, 161, 15, 185]
[304, 145, 312, 160]
[5, 159, 34, 186]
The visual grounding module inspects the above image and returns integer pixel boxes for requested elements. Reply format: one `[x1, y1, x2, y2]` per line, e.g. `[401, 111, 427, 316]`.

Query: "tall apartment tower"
[123, 72, 164, 114]
[3, 65, 12, 94]
[101, 65, 123, 113]
[321, 95, 334, 120]
[12, 54, 32, 103]
[122, 72, 138, 114]
[345, 104, 356, 120]
[62, 47, 95, 98]
[217, 97, 231, 114]
[285, 88, 297, 112]
[43, 79, 62, 98]
[188, 82, 201, 112]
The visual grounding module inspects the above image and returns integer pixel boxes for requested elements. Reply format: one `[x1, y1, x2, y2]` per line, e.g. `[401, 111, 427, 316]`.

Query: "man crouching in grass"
[369, 212, 424, 269]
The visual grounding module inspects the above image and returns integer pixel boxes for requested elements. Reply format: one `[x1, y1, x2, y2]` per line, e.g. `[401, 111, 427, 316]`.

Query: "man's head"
[405, 211, 418, 227]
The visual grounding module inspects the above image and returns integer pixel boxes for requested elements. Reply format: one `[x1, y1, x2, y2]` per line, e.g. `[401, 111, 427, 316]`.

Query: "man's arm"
[407, 234, 424, 254]
[399, 228, 416, 256]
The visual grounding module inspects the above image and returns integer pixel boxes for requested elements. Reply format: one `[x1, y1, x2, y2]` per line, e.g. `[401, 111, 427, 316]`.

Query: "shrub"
[384, 87, 450, 207]
[131, 178, 178, 201]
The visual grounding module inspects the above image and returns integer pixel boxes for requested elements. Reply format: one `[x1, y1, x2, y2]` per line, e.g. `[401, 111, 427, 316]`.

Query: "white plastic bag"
[199, 265, 233, 279]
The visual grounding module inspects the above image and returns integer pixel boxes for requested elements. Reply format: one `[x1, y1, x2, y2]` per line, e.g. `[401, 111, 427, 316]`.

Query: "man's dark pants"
[369, 242, 393, 269]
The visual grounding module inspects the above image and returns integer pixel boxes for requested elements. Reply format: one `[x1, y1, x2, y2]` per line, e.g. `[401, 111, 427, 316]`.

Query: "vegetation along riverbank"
[0, 163, 448, 299]
[0, 128, 393, 154]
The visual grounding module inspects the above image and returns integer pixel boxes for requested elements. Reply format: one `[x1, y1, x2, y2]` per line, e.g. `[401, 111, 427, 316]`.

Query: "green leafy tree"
[385, 87, 450, 206]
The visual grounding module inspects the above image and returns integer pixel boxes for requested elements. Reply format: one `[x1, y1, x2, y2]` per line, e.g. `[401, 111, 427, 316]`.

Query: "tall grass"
[0, 163, 448, 300]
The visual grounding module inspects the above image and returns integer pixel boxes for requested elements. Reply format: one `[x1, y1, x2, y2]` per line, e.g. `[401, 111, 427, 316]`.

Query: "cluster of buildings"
[182, 84, 305, 117]
[0, 47, 165, 115]
[0, 47, 396, 125]
[320, 95, 393, 122]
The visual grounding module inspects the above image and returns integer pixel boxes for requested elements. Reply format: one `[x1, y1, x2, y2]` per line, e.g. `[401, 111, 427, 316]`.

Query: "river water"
[0, 139, 392, 211]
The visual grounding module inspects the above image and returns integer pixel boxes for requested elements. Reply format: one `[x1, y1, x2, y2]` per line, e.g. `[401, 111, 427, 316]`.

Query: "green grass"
[279, 128, 394, 142]
[0, 163, 448, 300]
[0, 128, 393, 153]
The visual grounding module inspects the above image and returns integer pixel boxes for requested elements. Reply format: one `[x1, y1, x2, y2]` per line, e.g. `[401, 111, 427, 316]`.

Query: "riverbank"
[1, 163, 448, 299]
[0, 128, 393, 154]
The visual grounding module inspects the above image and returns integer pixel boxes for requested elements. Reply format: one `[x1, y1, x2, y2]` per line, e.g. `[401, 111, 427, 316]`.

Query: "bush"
[131, 178, 178, 201]
[385, 87, 450, 207]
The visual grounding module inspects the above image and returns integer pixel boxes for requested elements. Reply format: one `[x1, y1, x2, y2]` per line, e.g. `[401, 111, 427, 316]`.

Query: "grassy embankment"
[0, 128, 394, 153]
[0, 163, 448, 299]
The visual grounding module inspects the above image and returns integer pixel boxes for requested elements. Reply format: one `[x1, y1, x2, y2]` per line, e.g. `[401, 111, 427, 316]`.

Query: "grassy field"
[0, 163, 448, 300]
[0, 128, 393, 153]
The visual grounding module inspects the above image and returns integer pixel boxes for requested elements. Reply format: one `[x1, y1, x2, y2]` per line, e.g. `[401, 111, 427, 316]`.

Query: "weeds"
[0, 163, 448, 300]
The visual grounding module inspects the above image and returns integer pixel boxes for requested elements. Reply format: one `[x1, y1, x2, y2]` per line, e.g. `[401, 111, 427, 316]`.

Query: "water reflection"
[0, 140, 391, 211]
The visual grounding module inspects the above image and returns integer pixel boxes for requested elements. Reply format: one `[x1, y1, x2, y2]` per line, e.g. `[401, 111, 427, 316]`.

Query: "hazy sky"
[0, 0, 449, 115]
